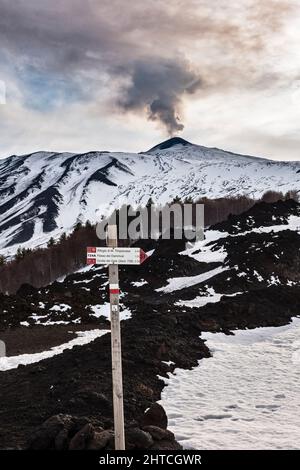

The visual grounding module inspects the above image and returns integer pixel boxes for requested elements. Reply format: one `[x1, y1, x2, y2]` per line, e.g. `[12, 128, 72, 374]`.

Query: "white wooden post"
[107, 224, 125, 450]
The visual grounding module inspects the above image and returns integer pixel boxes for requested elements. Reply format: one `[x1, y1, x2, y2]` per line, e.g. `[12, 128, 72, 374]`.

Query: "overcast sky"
[0, 0, 299, 160]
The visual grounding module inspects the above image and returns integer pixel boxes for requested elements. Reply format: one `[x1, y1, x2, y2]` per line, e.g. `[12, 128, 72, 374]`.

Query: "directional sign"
[86, 232, 150, 450]
[87, 247, 148, 265]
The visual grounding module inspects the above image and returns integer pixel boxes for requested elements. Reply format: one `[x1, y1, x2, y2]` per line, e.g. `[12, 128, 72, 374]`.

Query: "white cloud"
[0, 0, 300, 160]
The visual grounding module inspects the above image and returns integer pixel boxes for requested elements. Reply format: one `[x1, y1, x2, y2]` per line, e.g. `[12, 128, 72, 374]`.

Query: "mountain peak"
[146, 136, 193, 152]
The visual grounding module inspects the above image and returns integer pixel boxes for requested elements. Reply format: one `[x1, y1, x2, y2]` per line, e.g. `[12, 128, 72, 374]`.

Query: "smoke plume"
[117, 59, 202, 134]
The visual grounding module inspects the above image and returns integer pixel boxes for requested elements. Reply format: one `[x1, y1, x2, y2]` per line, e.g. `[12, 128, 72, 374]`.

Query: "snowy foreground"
[160, 318, 300, 450]
[1, 138, 300, 255]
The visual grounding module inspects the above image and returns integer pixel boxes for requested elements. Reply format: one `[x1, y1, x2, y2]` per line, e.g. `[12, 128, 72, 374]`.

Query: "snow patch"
[49, 304, 71, 312]
[156, 266, 229, 293]
[131, 280, 148, 287]
[175, 288, 243, 308]
[87, 303, 132, 321]
[161, 318, 300, 450]
[0, 329, 109, 371]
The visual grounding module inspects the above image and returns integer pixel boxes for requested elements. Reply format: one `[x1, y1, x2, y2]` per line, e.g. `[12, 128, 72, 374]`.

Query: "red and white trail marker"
[86, 233, 149, 450]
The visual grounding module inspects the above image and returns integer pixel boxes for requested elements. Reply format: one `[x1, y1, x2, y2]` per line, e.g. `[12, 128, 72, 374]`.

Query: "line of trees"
[0, 221, 101, 295]
[173, 190, 299, 226]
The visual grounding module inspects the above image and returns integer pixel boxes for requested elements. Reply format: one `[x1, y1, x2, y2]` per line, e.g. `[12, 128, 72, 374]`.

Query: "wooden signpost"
[87, 226, 148, 450]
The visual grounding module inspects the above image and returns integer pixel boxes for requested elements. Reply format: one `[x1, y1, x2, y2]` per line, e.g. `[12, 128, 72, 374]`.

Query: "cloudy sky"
[0, 0, 299, 160]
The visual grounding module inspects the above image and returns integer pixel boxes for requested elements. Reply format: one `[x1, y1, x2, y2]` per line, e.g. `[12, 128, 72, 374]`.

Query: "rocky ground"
[0, 199, 299, 449]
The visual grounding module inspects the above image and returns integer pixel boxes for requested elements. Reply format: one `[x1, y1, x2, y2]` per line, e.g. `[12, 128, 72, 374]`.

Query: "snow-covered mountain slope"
[0, 137, 299, 254]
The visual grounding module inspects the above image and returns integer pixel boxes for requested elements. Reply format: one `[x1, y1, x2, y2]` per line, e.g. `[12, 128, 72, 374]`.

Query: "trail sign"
[86, 234, 149, 450]
[87, 247, 148, 265]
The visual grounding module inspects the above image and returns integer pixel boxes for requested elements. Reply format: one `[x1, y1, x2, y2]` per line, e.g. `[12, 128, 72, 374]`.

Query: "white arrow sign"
[87, 247, 148, 265]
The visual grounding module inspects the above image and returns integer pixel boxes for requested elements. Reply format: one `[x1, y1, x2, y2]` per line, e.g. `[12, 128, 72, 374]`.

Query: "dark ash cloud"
[116, 59, 201, 134]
